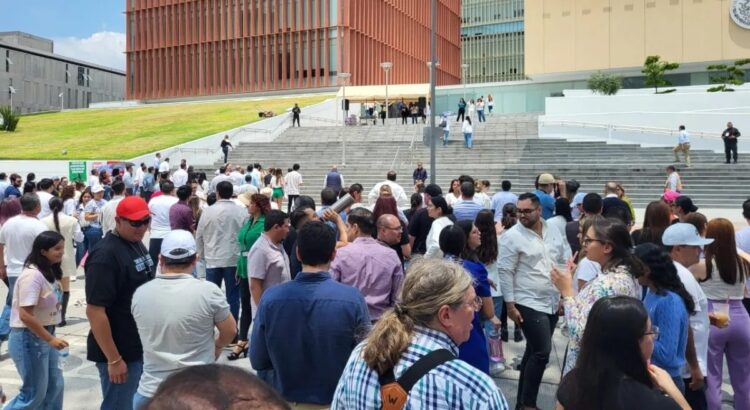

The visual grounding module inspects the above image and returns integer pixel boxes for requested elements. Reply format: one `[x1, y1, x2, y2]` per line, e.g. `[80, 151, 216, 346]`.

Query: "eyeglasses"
[124, 217, 151, 228]
[517, 208, 538, 215]
[466, 296, 483, 312]
[582, 236, 605, 246]
[643, 325, 660, 340]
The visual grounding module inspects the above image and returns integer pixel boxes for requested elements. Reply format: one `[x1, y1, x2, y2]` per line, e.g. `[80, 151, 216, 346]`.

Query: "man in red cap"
[85, 195, 155, 410]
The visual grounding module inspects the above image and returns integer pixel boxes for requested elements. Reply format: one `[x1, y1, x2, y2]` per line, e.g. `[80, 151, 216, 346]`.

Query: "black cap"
[675, 196, 698, 213]
[424, 184, 443, 197]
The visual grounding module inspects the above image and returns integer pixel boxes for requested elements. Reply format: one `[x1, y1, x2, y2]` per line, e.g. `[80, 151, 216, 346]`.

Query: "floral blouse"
[562, 264, 641, 374]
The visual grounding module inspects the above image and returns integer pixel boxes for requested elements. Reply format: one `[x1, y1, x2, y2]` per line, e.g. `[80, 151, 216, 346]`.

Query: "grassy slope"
[0, 95, 331, 160]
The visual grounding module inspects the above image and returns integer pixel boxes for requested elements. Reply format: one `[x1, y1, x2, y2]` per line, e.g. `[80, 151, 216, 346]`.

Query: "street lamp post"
[58, 92, 64, 112]
[429, 0, 437, 185]
[461, 63, 469, 102]
[380, 62, 392, 120]
[426, 61, 440, 122]
[337, 72, 352, 166]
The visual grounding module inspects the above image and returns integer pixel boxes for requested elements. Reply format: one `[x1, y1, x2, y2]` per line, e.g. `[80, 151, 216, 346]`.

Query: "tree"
[588, 71, 623, 95]
[642, 55, 679, 94]
[707, 59, 750, 92]
[0, 106, 20, 132]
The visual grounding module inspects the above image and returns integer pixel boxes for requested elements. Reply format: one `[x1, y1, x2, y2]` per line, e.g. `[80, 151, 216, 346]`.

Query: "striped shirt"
[331, 325, 509, 410]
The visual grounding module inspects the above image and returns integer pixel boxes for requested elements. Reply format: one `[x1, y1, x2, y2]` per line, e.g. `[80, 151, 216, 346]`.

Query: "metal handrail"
[540, 120, 722, 140]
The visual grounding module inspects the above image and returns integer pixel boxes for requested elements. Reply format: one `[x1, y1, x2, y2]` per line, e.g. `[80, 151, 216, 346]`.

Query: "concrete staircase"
[203, 113, 749, 209]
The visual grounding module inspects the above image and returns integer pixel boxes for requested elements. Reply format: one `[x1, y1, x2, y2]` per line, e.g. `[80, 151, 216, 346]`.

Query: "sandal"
[227, 340, 248, 361]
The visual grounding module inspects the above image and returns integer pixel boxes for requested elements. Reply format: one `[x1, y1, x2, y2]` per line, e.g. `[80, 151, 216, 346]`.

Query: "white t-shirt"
[37, 191, 54, 219]
[172, 169, 188, 187]
[674, 261, 709, 378]
[159, 161, 171, 173]
[736, 226, 750, 254]
[0, 215, 48, 276]
[285, 171, 303, 195]
[148, 195, 179, 239]
[575, 257, 601, 290]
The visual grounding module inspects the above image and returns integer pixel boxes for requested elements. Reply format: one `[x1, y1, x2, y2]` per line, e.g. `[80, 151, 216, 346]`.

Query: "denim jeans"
[477, 110, 485, 122]
[95, 360, 143, 410]
[483, 296, 503, 335]
[83, 226, 104, 254]
[443, 130, 449, 146]
[132, 391, 150, 410]
[206, 266, 240, 320]
[464, 133, 473, 148]
[0, 276, 18, 341]
[6, 327, 64, 410]
[516, 304, 558, 408]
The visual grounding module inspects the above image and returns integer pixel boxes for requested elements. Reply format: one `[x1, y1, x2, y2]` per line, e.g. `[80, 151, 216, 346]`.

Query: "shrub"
[642, 56, 679, 94]
[707, 59, 750, 92]
[0, 106, 20, 132]
[588, 72, 623, 95]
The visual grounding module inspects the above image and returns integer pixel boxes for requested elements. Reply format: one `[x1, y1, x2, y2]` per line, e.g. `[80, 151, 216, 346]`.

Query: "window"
[5, 50, 10, 72]
[65, 64, 69, 83]
[78, 67, 85, 86]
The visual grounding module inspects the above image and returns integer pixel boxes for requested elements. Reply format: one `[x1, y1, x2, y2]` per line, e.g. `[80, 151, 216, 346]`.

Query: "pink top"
[11, 266, 62, 327]
[330, 237, 404, 320]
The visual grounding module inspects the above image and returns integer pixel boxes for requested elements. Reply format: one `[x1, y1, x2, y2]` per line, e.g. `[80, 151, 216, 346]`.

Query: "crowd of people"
[0, 157, 748, 410]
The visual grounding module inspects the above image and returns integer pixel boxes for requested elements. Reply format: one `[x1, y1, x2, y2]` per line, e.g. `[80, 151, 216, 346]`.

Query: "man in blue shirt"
[491, 180, 518, 221]
[452, 181, 485, 221]
[250, 220, 371, 406]
[3, 173, 22, 199]
[534, 173, 556, 220]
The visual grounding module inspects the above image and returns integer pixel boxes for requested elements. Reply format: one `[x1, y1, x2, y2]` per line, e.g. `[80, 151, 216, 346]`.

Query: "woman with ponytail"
[332, 258, 509, 409]
[41, 197, 83, 326]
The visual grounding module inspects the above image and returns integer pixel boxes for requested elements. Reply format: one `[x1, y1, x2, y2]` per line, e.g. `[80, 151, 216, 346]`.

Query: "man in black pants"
[291, 103, 301, 127]
[722, 121, 740, 164]
[498, 192, 572, 410]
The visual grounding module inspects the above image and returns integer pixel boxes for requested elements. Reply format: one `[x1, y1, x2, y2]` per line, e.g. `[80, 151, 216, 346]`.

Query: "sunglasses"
[124, 217, 151, 228]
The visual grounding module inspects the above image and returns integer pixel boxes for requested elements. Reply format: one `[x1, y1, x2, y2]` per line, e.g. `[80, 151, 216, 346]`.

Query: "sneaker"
[514, 328, 524, 342]
[490, 362, 506, 377]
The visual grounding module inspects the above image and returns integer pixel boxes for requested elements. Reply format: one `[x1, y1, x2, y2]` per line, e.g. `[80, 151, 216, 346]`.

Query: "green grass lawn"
[0, 95, 331, 160]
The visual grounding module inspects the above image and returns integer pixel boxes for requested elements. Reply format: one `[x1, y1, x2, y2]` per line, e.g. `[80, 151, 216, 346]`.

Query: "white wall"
[540, 85, 750, 152]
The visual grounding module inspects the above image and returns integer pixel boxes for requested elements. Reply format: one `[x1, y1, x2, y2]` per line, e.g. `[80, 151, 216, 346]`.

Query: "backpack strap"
[379, 349, 455, 410]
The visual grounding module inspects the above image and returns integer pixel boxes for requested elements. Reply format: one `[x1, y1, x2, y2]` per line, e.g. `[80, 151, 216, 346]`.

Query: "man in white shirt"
[208, 165, 233, 194]
[100, 180, 127, 237]
[133, 163, 145, 195]
[673, 125, 691, 167]
[36, 178, 56, 219]
[665, 165, 682, 192]
[172, 162, 189, 188]
[0, 194, 48, 345]
[285, 164, 303, 214]
[229, 165, 245, 187]
[148, 181, 179, 266]
[158, 157, 171, 174]
[663, 223, 713, 410]
[498, 192, 571, 410]
[87, 169, 99, 188]
[367, 171, 407, 206]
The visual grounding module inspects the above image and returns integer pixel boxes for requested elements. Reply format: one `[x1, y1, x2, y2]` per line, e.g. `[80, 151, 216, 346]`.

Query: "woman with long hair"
[270, 168, 285, 210]
[635, 243, 694, 392]
[631, 201, 672, 247]
[552, 218, 644, 374]
[230, 193, 271, 360]
[424, 196, 454, 258]
[0, 198, 22, 226]
[75, 188, 93, 266]
[42, 198, 83, 326]
[462, 116, 474, 149]
[332, 258, 508, 408]
[451, 219, 500, 374]
[60, 185, 78, 217]
[6, 231, 69, 409]
[497, 203, 523, 342]
[548, 197, 572, 239]
[446, 179, 461, 206]
[404, 193, 423, 224]
[556, 296, 689, 410]
[476, 210, 506, 374]
[689, 218, 750, 409]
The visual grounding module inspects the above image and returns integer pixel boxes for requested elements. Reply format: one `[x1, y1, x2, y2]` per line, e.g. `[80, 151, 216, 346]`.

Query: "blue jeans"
[443, 130, 449, 146]
[477, 110, 485, 122]
[132, 391, 150, 410]
[0, 276, 18, 341]
[95, 360, 143, 410]
[83, 225, 104, 254]
[75, 240, 86, 266]
[483, 296, 504, 335]
[206, 266, 240, 320]
[6, 327, 64, 410]
[464, 132, 473, 148]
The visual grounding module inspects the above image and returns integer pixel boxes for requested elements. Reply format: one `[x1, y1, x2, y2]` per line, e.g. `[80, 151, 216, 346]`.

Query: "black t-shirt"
[263, 173, 273, 187]
[565, 220, 581, 256]
[220, 139, 231, 149]
[85, 232, 155, 363]
[557, 369, 681, 410]
[408, 208, 433, 255]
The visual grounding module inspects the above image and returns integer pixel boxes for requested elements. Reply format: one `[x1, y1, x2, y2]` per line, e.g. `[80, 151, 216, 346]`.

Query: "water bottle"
[329, 194, 355, 214]
[58, 346, 69, 370]
[487, 329, 504, 363]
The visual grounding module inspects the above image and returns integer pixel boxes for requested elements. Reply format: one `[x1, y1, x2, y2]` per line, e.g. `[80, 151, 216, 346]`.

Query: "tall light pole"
[429, 0, 437, 185]
[426, 61, 440, 122]
[58, 92, 64, 112]
[461, 63, 469, 102]
[337, 72, 352, 166]
[380, 62, 392, 120]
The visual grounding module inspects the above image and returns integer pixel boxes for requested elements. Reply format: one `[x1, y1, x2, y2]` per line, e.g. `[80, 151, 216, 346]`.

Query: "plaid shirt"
[332, 325, 509, 410]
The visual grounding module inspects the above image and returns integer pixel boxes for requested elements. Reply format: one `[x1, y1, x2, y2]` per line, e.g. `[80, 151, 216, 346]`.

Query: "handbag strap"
[379, 349, 455, 400]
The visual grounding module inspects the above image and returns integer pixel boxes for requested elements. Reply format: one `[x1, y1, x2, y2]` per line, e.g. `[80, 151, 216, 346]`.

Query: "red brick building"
[125, 0, 462, 100]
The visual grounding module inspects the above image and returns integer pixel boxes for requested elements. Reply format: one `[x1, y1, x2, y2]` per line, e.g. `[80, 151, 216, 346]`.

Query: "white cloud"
[53, 31, 125, 71]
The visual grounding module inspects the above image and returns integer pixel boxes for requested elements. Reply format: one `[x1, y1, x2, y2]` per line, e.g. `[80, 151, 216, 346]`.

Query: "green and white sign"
[68, 161, 87, 183]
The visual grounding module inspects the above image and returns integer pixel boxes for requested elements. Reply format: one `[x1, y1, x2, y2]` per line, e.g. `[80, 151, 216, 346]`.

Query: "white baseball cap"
[662, 223, 714, 247]
[91, 185, 104, 194]
[160, 230, 197, 259]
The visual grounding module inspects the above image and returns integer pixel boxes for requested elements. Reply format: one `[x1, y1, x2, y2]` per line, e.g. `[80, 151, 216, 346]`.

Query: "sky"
[0, 0, 126, 70]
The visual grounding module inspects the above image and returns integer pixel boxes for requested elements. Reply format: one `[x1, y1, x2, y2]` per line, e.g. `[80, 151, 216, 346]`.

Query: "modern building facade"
[461, 0, 525, 84]
[525, 0, 750, 79]
[125, 0, 462, 100]
[0, 32, 125, 114]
